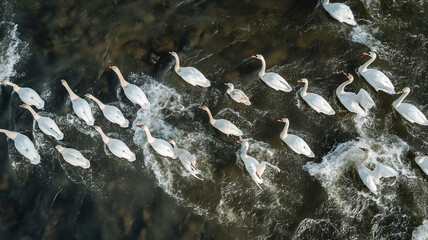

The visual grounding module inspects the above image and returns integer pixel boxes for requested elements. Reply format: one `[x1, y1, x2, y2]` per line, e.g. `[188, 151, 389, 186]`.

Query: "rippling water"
[1, 0, 428, 239]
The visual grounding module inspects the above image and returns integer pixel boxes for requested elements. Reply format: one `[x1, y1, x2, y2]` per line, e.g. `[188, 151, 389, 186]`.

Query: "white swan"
[55, 145, 90, 168]
[0, 129, 40, 164]
[167, 139, 201, 179]
[198, 106, 243, 137]
[392, 87, 428, 125]
[336, 73, 375, 116]
[278, 118, 315, 158]
[93, 126, 136, 161]
[169, 51, 211, 87]
[136, 125, 177, 159]
[109, 66, 150, 109]
[322, 0, 357, 26]
[251, 54, 292, 92]
[20, 104, 64, 140]
[298, 78, 335, 115]
[61, 79, 95, 126]
[357, 147, 397, 194]
[358, 52, 395, 94]
[2, 80, 45, 109]
[225, 83, 251, 105]
[415, 153, 428, 176]
[236, 140, 280, 189]
[85, 94, 129, 128]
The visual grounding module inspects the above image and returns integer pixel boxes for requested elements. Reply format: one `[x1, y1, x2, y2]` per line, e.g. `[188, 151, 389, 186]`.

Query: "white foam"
[413, 220, 428, 240]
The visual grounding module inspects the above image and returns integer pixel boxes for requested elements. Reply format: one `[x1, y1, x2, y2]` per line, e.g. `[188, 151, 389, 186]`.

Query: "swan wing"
[395, 103, 428, 125]
[304, 93, 335, 115]
[102, 105, 129, 128]
[178, 67, 211, 87]
[107, 139, 136, 161]
[245, 160, 263, 186]
[72, 98, 95, 125]
[123, 84, 150, 109]
[18, 87, 45, 109]
[356, 89, 375, 110]
[357, 165, 377, 194]
[13, 134, 40, 164]
[373, 162, 397, 181]
[285, 134, 315, 158]
[337, 93, 366, 115]
[38, 117, 64, 140]
[62, 148, 90, 168]
[261, 72, 292, 92]
[229, 89, 251, 105]
[151, 139, 177, 159]
[214, 119, 243, 136]
[362, 69, 395, 94]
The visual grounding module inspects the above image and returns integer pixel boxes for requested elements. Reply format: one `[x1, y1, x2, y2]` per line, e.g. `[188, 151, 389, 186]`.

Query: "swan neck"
[280, 121, 289, 139]
[3, 80, 21, 92]
[0, 129, 18, 139]
[361, 151, 371, 165]
[393, 91, 409, 108]
[240, 144, 249, 159]
[87, 94, 106, 109]
[24, 105, 41, 120]
[338, 78, 353, 94]
[173, 55, 180, 72]
[113, 68, 129, 87]
[143, 128, 155, 143]
[301, 81, 308, 97]
[205, 109, 216, 125]
[259, 58, 266, 77]
[62, 81, 78, 100]
[171, 141, 178, 150]
[360, 55, 376, 73]
[96, 128, 110, 144]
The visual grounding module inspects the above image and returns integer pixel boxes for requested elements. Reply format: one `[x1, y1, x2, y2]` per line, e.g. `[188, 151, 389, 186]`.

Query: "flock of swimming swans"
[0, 1, 427, 194]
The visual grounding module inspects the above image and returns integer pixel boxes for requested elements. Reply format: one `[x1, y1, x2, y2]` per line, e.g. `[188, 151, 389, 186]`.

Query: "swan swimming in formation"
[136, 125, 177, 159]
[109, 66, 151, 109]
[251, 54, 292, 92]
[167, 139, 201, 179]
[278, 118, 315, 158]
[20, 104, 64, 140]
[61, 79, 95, 126]
[55, 145, 90, 168]
[225, 83, 251, 105]
[85, 94, 129, 128]
[198, 106, 243, 137]
[93, 126, 136, 161]
[2, 80, 45, 109]
[298, 78, 335, 115]
[358, 52, 395, 94]
[322, 0, 357, 26]
[336, 73, 375, 116]
[415, 153, 428, 176]
[0, 129, 40, 164]
[236, 140, 280, 189]
[169, 51, 211, 87]
[392, 87, 428, 125]
[357, 147, 397, 194]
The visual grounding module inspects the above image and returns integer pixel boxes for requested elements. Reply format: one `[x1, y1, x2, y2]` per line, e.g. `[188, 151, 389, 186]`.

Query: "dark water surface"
[1, 0, 428, 239]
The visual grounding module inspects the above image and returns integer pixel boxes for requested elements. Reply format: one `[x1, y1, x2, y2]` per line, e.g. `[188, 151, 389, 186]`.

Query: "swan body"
[251, 54, 292, 92]
[298, 78, 335, 115]
[20, 104, 64, 140]
[109, 66, 150, 109]
[198, 106, 243, 137]
[225, 83, 251, 105]
[56, 145, 90, 168]
[93, 126, 136, 161]
[237, 140, 280, 189]
[336, 73, 375, 116]
[415, 154, 428, 176]
[0, 129, 40, 164]
[358, 52, 395, 94]
[357, 148, 397, 194]
[85, 94, 129, 128]
[167, 139, 201, 179]
[169, 51, 211, 87]
[278, 118, 315, 158]
[322, 0, 357, 26]
[392, 87, 428, 125]
[137, 125, 177, 159]
[2, 80, 45, 109]
[61, 79, 95, 126]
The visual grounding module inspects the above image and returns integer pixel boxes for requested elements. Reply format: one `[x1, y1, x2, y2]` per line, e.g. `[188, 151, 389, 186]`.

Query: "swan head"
[297, 78, 308, 83]
[343, 72, 354, 81]
[108, 66, 119, 71]
[359, 147, 371, 154]
[136, 124, 149, 131]
[19, 104, 31, 109]
[236, 140, 249, 147]
[166, 139, 177, 145]
[55, 145, 64, 152]
[169, 51, 178, 58]
[396, 87, 410, 94]
[93, 125, 103, 132]
[84, 93, 92, 98]
[422, 153, 428, 157]
[251, 54, 264, 60]
[363, 52, 376, 58]
[1, 80, 7, 84]
[277, 118, 289, 123]
[60, 79, 68, 86]
[224, 83, 234, 88]
[198, 106, 209, 111]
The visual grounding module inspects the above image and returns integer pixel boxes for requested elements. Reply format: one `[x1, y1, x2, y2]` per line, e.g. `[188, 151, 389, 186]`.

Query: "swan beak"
[297, 80, 302, 83]
[396, 91, 403, 94]
[19, 104, 23, 108]
[363, 52, 369, 55]
[359, 147, 365, 151]
[197, 106, 202, 109]
[108, 66, 112, 69]
[422, 154, 428, 157]
[168, 52, 172, 54]
[251, 55, 257, 58]
[343, 72, 348, 76]
[136, 124, 142, 128]
[277, 119, 283, 122]
[236, 140, 242, 144]
[224, 83, 228, 86]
